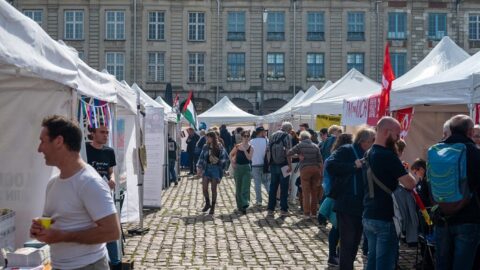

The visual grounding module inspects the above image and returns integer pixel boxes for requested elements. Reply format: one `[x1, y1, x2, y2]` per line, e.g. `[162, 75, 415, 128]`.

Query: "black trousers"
[188, 152, 197, 174]
[337, 212, 363, 270]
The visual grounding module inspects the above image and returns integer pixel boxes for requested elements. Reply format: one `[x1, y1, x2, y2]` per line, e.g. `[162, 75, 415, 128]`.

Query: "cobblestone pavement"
[123, 172, 418, 269]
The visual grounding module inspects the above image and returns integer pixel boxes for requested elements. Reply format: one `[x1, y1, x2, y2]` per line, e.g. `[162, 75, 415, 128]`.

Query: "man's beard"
[385, 134, 397, 153]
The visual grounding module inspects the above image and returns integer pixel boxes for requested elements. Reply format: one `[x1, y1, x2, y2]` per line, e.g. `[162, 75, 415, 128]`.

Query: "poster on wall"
[143, 107, 165, 208]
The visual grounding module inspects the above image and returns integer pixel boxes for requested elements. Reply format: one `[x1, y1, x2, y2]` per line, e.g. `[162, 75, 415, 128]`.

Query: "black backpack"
[270, 132, 288, 165]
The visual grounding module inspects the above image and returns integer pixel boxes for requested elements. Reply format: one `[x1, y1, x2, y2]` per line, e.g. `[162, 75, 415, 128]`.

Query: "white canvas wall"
[0, 79, 72, 248]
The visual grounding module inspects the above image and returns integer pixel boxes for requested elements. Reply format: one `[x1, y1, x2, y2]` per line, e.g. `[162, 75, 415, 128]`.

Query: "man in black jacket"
[326, 127, 375, 270]
[434, 114, 480, 270]
[186, 127, 200, 175]
[220, 124, 232, 153]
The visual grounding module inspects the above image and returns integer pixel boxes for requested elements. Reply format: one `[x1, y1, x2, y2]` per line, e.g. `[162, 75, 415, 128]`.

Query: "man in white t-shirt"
[31, 115, 120, 270]
[250, 126, 270, 206]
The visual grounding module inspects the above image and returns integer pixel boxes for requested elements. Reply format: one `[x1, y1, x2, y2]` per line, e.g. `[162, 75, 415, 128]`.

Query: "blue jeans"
[267, 164, 289, 212]
[168, 159, 177, 184]
[435, 223, 480, 270]
[363, 218, 399, 270]
[106, 240, 121, 265]
[251, 166, 270, 204]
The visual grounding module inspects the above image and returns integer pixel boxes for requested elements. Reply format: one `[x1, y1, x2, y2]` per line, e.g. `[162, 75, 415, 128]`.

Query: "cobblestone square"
[123, 172, 418, 269]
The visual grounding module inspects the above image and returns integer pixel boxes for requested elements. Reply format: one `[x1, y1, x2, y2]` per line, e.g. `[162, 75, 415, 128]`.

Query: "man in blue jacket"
[326, 127, 375, 270]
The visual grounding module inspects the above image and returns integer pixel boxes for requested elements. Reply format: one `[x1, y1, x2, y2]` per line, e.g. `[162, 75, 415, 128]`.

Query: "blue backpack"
[427, 143, 471, 215]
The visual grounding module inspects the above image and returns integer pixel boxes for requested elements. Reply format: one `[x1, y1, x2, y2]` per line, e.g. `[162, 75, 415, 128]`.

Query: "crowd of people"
[28, 114, 480, 270]
[180, 115, 480, 270]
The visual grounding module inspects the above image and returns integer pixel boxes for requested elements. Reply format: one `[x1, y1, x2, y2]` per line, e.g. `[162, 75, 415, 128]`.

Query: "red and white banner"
[395, 107, 414, 139]
[342, 94, 381, 126]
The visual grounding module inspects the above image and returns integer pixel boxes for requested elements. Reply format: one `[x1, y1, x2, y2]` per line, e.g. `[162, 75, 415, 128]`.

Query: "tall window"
[267, 12, 285, 41]
[227, 12, 246, 41]
[388, 12, 407, 40]
[64, 10, 84, 40]
[188, 12, 205, 41]
[267, 53, 285, 80]
[188, 53, 205, 82]
[307, 53, 325, 80]
[307, 12, 325, 41]
[227, 53, 246, 81]
[469, 14, 480, 40]
[105, 52, 124, 81]
[148, 52, 165, 82]
[428, 13, 447, 40]
[347, 53, 364, 73]
[106, 11, 125, 40]
[148, 11, 165, 40]
[391, 53, 407, 77]
[347, 12, 365, 41]
[24, 10, 42, 24]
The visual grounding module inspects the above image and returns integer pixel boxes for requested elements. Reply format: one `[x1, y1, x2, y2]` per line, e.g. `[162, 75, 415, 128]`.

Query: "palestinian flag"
[182, 91, 197, 130]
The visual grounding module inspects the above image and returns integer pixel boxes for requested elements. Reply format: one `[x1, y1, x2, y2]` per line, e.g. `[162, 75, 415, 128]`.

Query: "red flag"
[379, 43, 395, 117]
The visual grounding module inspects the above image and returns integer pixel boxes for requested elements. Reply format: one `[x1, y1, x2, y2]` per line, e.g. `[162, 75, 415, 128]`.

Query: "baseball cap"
[256, 126, 265, 132]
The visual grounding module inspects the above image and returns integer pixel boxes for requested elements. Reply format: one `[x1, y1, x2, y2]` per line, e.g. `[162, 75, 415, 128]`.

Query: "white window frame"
[188, 12, 205, 41]
[106, 10, 125, 40]
[267, 53, 285, 80]
[469, 14, 480, 41]
[148, 11, 165, 40]
[347, 53, 364, 73]
[188, 53, 205, 83]
[105, 52, 125, 81]
[64, 10, 84, 40]
[227, 53, 246, 81]
[148, 52, 165, 82]
[306, 53, 325, 80]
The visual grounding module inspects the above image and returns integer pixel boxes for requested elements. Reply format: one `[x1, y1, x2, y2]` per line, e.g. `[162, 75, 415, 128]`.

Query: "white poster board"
[118, 116, 140, 223]
[143, 107, 165, 208]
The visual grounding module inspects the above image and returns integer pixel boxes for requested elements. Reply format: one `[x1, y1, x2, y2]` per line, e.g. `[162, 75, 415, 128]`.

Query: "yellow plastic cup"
[38, 217, 52, 229]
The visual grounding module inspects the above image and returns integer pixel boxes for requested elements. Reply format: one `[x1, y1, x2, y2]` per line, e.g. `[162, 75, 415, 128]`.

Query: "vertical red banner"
[395, 107, 414, 139]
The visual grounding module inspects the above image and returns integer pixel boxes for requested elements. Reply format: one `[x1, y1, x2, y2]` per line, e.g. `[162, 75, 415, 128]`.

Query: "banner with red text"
[342, 94, 381, 126]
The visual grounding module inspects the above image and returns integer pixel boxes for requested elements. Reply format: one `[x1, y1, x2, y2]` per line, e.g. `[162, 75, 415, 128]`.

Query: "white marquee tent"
[154, 96, 178, 122]
[0, 1, 120, 248]
[263, 91, 305, 123]
[291, 81, 333, 115]
[342, 36, 470, 126]
[295, 69, 381, 115]
[391, 44, 478, 111]
[198, 96, 261, 126]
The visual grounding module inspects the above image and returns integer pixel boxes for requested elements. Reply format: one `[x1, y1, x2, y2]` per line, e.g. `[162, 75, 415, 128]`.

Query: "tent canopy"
[153, 94, 178, 122]
[391, 47, 478, 110]
[263, 91, 305, 123]
[198, 96, 261, 125]
[300, 69, 381, 115]
[291, 81, 333, 114]
[131, 83, 162, 108]
[392, 37, 470, 89]
[0, 1, 117, 102]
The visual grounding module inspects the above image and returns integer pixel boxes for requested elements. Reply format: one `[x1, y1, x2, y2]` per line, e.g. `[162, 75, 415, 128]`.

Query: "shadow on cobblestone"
[180, 214, 214, 225]
[123, 171, 419, 269]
